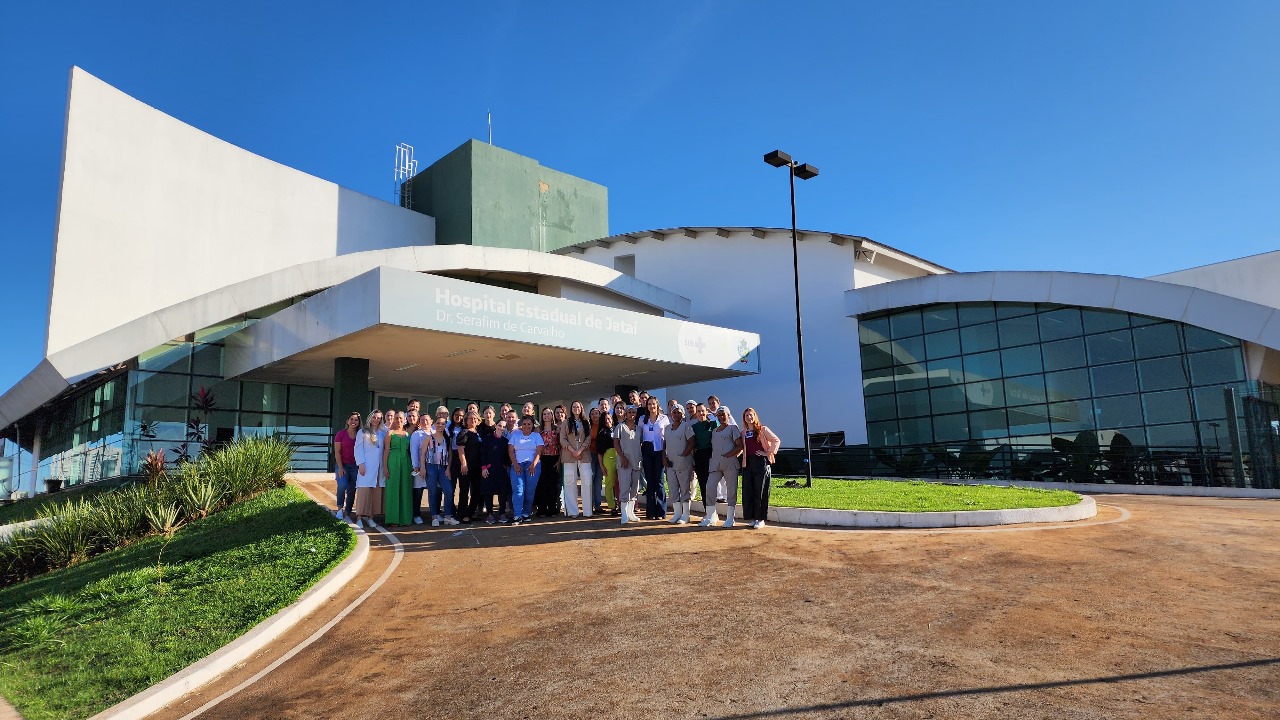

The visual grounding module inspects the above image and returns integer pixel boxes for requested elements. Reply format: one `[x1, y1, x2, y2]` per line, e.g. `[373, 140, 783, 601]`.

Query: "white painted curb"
[690, 495, 1096, 528]
[87, 516, 368, 720]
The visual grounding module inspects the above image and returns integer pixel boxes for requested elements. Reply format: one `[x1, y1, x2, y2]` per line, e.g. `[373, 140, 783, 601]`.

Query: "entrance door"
[373, 395, 409, 414]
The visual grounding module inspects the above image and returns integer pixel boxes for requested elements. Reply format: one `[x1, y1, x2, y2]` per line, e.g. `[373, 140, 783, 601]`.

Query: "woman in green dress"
[382, 411, 414, 526]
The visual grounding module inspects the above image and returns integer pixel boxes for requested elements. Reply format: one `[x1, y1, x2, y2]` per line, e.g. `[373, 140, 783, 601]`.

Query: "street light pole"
[764, 150, 818, 488]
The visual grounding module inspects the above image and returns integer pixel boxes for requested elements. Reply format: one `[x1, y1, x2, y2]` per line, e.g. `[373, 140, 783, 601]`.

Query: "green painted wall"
[406, 140, 607, 252]
[405, 143, 473, 246]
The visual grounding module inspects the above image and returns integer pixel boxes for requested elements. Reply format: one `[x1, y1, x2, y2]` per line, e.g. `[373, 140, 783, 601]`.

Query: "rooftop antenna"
[394, 143, 418, 209]
[487, 110, 493, 145]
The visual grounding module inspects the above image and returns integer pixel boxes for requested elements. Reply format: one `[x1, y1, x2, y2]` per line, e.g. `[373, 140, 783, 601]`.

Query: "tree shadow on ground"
[700, 656, 1280, 719]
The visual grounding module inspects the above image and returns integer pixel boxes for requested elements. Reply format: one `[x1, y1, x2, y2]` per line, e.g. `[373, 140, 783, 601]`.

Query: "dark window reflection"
[858, 302, 1249, 448]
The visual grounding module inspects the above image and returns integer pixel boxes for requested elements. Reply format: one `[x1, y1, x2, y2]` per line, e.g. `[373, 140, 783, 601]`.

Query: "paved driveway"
[155, 485, 1280, 720]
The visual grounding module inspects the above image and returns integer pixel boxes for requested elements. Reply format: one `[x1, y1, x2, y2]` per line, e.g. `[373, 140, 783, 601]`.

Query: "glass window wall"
[859, 301, 1250, 450]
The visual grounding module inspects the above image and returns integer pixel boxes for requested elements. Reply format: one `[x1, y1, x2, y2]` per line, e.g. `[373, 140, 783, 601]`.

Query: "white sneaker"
[413, 516, 424, 525]
[335, 509, 345, 520]
[431, 516, 441, 527]
[757, 520, 766, 528]
[445, 516, 460, 526]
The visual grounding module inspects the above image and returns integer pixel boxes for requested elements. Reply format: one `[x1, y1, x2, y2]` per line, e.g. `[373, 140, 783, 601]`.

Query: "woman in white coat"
[352, 410, 385, 530]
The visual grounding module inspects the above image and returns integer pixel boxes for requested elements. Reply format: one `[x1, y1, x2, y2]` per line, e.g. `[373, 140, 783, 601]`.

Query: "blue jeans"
[641, 443, 667, 518]
[590, 452, 603, 510]
[337, 464, 358, 513]
[511, 460, 540, 517]
[426, 464, 455, 517]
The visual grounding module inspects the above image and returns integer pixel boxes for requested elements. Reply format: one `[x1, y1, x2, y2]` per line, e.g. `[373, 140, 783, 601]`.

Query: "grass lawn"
[0, 483, 117, 526]
[768, 477, 1081, 512]
[0, 484, 355, 720]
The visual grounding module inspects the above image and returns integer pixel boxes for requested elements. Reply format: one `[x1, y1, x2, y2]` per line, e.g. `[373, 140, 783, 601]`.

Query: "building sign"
[392, 273, 760, 372]
[226, 267, 762, 379]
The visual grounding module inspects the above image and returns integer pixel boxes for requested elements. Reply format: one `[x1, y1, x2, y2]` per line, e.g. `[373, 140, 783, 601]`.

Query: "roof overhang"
[0, 245, 694, 428]
[554, 226, 955, 274]
[224, 267, 760, 401]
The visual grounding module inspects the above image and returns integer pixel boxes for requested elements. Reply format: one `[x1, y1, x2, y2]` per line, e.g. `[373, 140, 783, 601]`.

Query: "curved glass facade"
[859, 302, 1250, 450]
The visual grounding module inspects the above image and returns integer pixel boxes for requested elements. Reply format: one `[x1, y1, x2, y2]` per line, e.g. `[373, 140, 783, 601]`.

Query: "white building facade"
[1, 67, 1277, 496]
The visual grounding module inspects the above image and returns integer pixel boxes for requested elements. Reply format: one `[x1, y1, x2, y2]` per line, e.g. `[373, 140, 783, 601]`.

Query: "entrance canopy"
[224, 267, 761, 402]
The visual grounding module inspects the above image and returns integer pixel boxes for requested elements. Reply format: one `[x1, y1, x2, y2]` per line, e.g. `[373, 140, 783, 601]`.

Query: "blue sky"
[1, 1, 1277, 393]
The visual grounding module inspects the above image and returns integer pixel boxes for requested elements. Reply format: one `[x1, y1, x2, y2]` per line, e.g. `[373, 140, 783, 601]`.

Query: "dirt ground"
[152, 481, 1280, 720]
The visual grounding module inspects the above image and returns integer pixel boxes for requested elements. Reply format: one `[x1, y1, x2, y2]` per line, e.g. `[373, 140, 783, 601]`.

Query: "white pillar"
[29, 420, 42, 496]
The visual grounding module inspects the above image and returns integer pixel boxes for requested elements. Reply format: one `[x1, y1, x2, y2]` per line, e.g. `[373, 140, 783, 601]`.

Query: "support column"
[1223, 387, 1246, 488]
[29, 420, 42, 497]
[332, 358, 371, 435]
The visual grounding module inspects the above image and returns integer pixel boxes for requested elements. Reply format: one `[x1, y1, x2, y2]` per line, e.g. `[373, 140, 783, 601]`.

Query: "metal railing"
[774, 441, 1273, 489]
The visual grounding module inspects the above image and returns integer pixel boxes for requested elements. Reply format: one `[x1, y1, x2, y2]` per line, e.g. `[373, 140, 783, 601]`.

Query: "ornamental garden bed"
[0, 484, 354, 720]
[767, 477, 1082, 512]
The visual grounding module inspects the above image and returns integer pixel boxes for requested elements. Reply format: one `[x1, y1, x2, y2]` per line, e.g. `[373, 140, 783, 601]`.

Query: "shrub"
[204, 436, 293, 501]
[88, 485, 148, 549]
[177, 465, 224, 521]
[0, 532, 44, 586]
[30, 500, 96, 568]
[0, 435, 296, 588]
[140, 449, 167, 487]
[143, 501, 181, 536]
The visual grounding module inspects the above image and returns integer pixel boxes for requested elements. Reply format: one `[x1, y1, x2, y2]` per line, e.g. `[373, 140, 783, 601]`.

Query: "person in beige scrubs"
[663, 405, 697, 524]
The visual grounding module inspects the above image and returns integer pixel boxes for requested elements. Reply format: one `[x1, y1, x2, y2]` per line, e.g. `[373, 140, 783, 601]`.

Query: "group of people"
[331, 391, 782, 532]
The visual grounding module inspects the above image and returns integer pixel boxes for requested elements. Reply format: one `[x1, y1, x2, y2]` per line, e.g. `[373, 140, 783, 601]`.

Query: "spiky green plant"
[87, 485, 147, 548]
[0, 531, 43, 586]
[178, 467, 224, 520]
[29, 500, 95, 567]
[0, 435, 297, 588]
[143, 501, 181, 536]
[204, 436, 294, 501]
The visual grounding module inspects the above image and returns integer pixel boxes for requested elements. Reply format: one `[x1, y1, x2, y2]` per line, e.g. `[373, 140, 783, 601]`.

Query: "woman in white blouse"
[559, 400, 593, 518]
[638, 396, 670, 519]
[351, 409, 385, 530]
